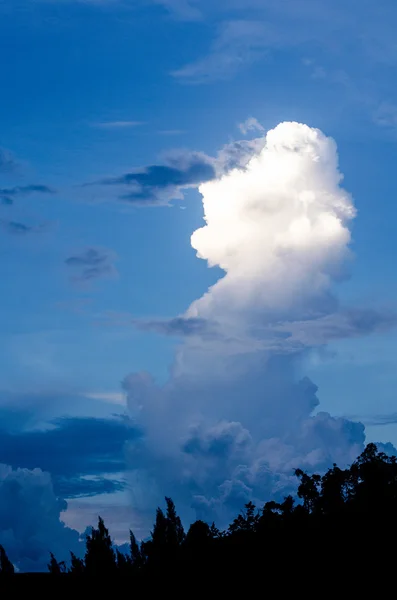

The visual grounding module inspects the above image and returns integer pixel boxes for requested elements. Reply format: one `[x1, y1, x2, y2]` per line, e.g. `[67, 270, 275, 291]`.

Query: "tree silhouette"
[84, 516, 116, 576]
[186, 519, 212, 545]
[129, 530, 143, 570]
[4, 442, 397, 584]
[0, 545, 14, 575]
[69, 552, 85, 575]
[116, 549, 131, 574]
[209, 522, 222, 539]
[165, 497, 185, 547]
[229, 501, 259, 534]
[48, 553, 63, 574]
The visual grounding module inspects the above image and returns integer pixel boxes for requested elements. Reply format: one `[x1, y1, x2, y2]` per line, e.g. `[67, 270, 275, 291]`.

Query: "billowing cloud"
[122, 122, 392, 529]
[65, 246, 118, 282]
[0, 464, 81, 572]
[186, 123, 354, 332]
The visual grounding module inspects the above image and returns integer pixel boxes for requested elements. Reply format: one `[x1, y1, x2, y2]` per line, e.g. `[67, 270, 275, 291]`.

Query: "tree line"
[1, 442, 396, 582]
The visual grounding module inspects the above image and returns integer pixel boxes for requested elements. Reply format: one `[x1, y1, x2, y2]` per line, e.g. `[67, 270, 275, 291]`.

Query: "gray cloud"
[135, 316, 213, 337]
[0, 464, 81, 572]
[89, 139, 264, 207]
[0, 413, 139, 498]
[266, 308, 397, 351]
[123, 363, 367, 530]
[65, 246, 118, 282]
[1, 220, 34, 234]
[97, 151, 216, 206]
[131, 308, 395, 354]
[0, 184, 55, 206]
[375, 442, 397, 456]
[0, 220, 50, 235]
[345, 413, 397, 427]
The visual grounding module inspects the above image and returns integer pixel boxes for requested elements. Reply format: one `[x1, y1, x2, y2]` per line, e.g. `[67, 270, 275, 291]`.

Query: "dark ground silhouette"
[1, 443, 396, 590]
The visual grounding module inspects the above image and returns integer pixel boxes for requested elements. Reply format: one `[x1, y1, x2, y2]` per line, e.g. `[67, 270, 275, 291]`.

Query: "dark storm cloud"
[0, 414, 140, 498]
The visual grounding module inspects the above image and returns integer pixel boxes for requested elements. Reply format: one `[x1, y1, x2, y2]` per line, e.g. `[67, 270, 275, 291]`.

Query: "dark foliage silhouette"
[84, 516, 116, 576]
[47, 553, 66, 575]
[0, 545, 14, 575]
[1, 443, 396, 589]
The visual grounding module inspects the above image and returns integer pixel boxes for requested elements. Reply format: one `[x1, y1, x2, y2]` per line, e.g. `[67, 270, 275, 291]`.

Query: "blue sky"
[1, 0, 397, 571]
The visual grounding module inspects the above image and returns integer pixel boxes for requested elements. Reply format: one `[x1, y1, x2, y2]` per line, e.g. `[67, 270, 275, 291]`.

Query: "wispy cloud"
[171, 1, 397, 83]
[0, 219, 50, 235]
[269, 309, 397, 350]
[153, 0, 202, 21]
[85, 137, 264, 207]
[172, 20, 275, 83]
[92, 151, 216, 206]
[344, 413, 397, 427]
[92, 121, 146, 129]
[0, 147, 18, 173]
[135, 316, 213, 337]
[0, 184, 55, 206]
[373, 101, 397, 129]
[65, 246, 118, 283]
[157, 129, 187, 136]
[130, 308, 395, 352]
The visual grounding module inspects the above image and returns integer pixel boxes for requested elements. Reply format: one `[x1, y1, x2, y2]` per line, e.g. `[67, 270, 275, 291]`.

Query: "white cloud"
[122, 122, 387, 529]
[238, 117, 265, 135]
[187, 122, 355, 335]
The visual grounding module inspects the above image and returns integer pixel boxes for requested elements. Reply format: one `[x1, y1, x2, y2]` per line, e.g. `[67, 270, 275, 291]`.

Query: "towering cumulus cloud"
[124, 123, 376, 528]
[190, 122, 354, 326]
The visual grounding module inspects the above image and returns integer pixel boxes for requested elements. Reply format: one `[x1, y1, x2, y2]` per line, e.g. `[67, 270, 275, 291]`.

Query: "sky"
[1, 0, 397, 571]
